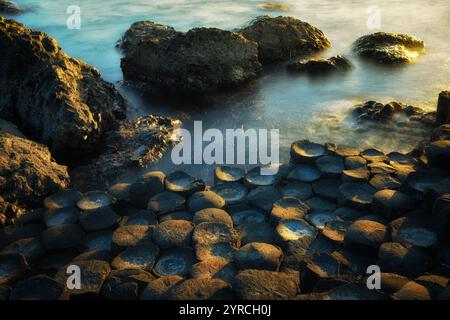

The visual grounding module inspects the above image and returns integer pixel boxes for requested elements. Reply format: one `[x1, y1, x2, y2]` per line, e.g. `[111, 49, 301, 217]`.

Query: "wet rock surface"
[239, 16, 331, 64]
[287, 55, 352, 75]
[120, 21, 261, 93]
[353, 32, 425, 64]
[0, 17, 125, 157]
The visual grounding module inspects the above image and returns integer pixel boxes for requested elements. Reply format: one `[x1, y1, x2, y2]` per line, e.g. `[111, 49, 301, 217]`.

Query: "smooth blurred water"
[6, 0, 450, 182]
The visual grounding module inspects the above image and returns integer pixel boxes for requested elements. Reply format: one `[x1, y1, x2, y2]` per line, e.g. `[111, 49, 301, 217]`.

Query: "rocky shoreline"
[0, 13, 449, 300]
[0, 92, 449, 300]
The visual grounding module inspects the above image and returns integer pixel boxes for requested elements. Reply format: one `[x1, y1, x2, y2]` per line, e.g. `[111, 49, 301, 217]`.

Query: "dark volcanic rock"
[140, 275, 184, 300]
[42, 224, 85, 250]
[270, 197, 310, 225]
[0, 127, 69, 214]
[288, 55, 352, 74]
[426, 140, 450, 170]
[290, 140, 326, 163]
[79, 207, 120, 231]
[55, 260, 111, 296]
[0, 18, 125, 157]
[193, 208, 233, 228]
[166, 278, 234, 300]
[372, 189, 416, 221]
[377, 242, 432, 277]
[233, 269, 299, 300]
[0, 253, 29, 285]
[153, 248, 195, 277]
[128, 172, 165, 208]
[247, 186, 282, 212]
[152, 220, 194, 249]
[353, 32, 425, 64]
[338, 183, 375, 208]
[120, 21, 261, 93]
[3, 237, 45, 262]
[111, 243, 159, 271]
[344, 220, 389, 250]
[239, 16, 331, 64]
[148, 192, 186, 214]
[101, 269, 155, 300]
[0, 1, 23, 14]
[191, 257, 238, 283]
[112, 225, 153, 252]
[10, 275, 65, 300]
[234, 242, 283, 271]
[187, 191, 225, 213]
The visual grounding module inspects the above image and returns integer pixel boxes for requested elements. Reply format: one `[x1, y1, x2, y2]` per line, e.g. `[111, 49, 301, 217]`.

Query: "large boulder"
[120, 21, 261, 93]
[353, 32, 425, 64]
[239, 16, 331, 64]
[0, 18, 125, 157]
[0, 126, 69, 214]
[0, 1, 23, 14]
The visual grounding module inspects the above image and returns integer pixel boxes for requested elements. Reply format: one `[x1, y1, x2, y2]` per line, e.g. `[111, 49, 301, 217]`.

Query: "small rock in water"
[235, 242, 283, 271]
[290, 140, 326, 163]
[55, 260, 111, 296]
[287, 55, 352, 75]
[338, 183, 375, 208]
[288, 164, 321, 182]
[247, 186, 282, 212]
[193, 208, 233, 228]
[187, 191, 225, 213]
[353, 32, 425, 64]
[334, 147, 360, 157]
[112, 243, 160, 271]
[148, 192, 186, 214]
[43, 206, 80, 228]
[77, 191, 113, 211]
[275, 219, 317, 243]
[10, 275, 65, 300]
[211, 183, 248, 206]
[280, 182, 313, 200]
[153, 247, 195, 277]
[0, 253, 29, 285]
[42, 224, 85, 250]
[165, 171, 205, 195]
[214, 166, 245, 184]
[44, 190, 82, 210]
[270, 197, 310, 225]
[152, 220, 194, 249]
[79, 207, 121, 231]
[239, 16, 331, 64]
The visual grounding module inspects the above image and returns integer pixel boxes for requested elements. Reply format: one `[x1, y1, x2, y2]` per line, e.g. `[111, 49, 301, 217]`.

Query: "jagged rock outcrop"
[0, 121, 70, 220]
[0, 17, 125, 158]
[239, 16, 331, 64]
[353, 32, 425, 64]
[120, 21, 261, 93]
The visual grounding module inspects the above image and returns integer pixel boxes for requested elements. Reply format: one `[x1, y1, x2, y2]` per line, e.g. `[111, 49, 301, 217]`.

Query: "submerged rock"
[353, 32, 425, 64]
[120, 21, 261, 93]
[287, 55, 352, 74]
[0, 18, 125, 157]
[239, 16, 331, 64]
